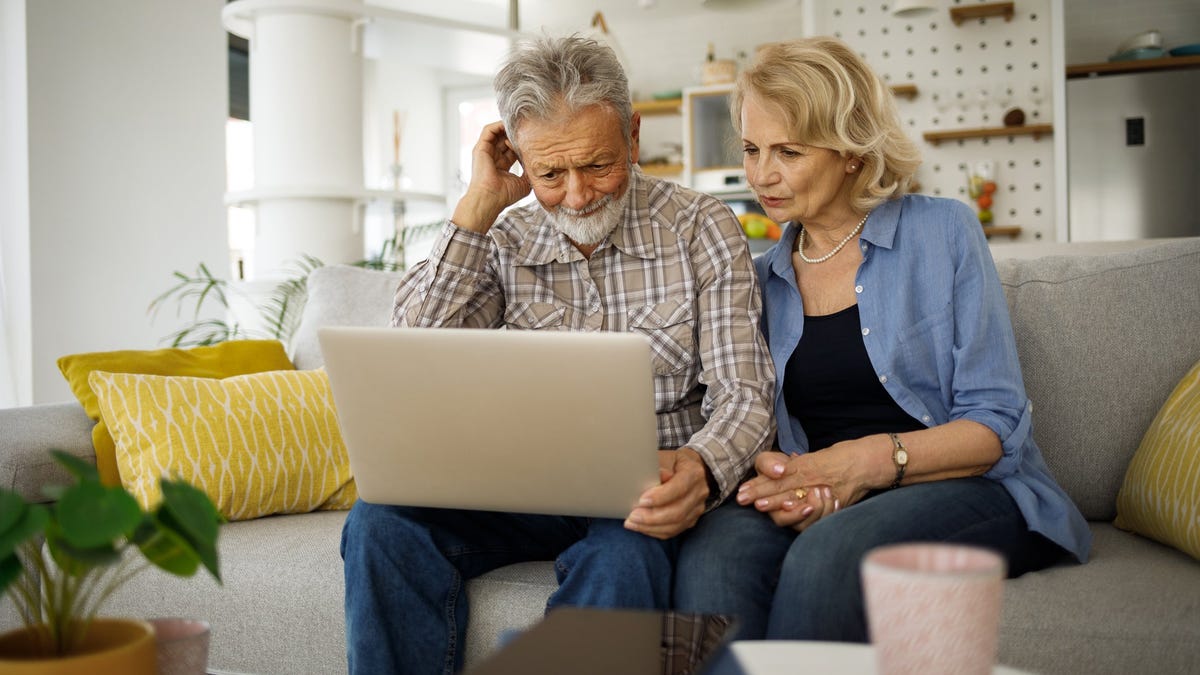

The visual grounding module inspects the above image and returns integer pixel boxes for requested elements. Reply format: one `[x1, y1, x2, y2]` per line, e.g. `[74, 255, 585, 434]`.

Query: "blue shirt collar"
[765, 196, 905, 281]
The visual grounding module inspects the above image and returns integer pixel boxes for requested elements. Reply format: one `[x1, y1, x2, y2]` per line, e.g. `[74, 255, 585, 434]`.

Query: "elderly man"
[340, 34, 774, 674]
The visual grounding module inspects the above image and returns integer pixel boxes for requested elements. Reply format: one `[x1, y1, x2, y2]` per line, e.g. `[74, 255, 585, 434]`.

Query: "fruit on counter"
[738, 212, 781, 239]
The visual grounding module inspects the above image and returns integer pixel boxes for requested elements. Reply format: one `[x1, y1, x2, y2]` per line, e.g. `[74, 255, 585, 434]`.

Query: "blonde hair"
[732, 37, 920, 212]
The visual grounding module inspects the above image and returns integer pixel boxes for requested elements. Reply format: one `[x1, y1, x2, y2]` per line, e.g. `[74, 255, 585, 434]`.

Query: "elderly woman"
[673, 37, 1090, 642]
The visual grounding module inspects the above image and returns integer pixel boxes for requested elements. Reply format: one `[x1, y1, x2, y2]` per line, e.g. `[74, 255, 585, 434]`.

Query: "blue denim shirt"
[754, 194, 1091, 562]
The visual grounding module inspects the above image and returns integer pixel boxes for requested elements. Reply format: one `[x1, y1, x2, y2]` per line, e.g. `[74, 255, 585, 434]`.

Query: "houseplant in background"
[0, 451, 221, 672]
[149, 225, 441, 349]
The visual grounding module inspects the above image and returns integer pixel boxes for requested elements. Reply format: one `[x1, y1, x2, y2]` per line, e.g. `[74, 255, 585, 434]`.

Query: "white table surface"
[705, 641, 1031, 675]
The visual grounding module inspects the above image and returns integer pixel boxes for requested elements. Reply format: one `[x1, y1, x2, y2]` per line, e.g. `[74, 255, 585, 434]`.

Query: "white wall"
[12, 0, 229, 404]
[1, 0, 31, 407]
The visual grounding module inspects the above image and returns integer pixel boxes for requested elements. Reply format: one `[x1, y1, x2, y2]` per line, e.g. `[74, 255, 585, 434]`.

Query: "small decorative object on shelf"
[965, 160, 998, 225]
[949, 1, 1015, 26]
[890, 83, 919, 100]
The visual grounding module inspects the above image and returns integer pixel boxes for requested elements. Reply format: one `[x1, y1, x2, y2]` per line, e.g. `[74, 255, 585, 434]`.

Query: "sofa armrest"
[0, 402, 96, 502]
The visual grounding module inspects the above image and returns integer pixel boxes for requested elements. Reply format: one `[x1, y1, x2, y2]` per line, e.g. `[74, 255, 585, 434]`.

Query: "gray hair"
[494, 34, 633, 147]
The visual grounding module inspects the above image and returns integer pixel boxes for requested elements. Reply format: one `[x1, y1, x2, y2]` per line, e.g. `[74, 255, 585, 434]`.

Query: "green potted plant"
[0, 450, 221, 672]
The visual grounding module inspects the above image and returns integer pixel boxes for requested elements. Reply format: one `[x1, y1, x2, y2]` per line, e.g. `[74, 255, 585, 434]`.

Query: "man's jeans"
[674, 477, 1064, 642]
[341, 500, 676, 675]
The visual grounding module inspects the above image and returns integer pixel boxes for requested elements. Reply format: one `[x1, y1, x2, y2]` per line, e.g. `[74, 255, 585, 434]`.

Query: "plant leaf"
[0, 503, 48, 558]
[56, 482, 142, 549]
[133, 518, 201, 578]
[0, 554, 22, 597]
[46, 528, 121, 571]
[157, 480, 221, 581]
[50, 450, 99, 484]
[0, 489, 23, 535]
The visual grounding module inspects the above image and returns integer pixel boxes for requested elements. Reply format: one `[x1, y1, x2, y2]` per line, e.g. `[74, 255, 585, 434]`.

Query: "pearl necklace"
[796, 210, 871, 264]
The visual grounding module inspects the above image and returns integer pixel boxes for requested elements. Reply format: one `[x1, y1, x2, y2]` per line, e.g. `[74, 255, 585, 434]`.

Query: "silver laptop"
[318, 326, 662, 519]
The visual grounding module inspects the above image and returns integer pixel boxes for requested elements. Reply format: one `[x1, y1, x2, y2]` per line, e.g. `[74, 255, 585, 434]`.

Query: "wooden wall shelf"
[890, 83, 918, 99]
[923, 124, 1052, 145]
[949, 1, 1015, 26]
[640, 163, 684, 177]
[1066, 54, 1200, 79]
[983, 225, 1022, 239]
[633, 98, 682, 116]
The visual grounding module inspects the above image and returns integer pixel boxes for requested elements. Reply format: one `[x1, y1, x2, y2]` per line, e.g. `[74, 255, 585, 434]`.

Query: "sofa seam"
[1000, 249, 1200, 289]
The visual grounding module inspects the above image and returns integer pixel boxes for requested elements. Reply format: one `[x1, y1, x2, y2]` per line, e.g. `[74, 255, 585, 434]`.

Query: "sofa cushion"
[90, 368, 356, 520]
[995, 237, 1200, 520]
[56, 340, 295, 485]
[291, 265, 406, 370]
[1114, 357, 1200, 560]
[999, 524, 1200, 675]
[99, 510, 558, 674]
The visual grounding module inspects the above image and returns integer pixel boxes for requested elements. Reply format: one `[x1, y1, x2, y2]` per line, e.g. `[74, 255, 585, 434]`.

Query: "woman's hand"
[736, 439, 884, 530]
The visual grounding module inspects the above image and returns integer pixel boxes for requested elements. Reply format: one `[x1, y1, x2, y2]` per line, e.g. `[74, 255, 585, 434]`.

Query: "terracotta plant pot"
[0, 618, 156, 675]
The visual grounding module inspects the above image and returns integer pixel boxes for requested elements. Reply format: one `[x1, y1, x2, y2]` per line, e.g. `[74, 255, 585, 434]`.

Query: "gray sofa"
[3, 236, 1199, 675]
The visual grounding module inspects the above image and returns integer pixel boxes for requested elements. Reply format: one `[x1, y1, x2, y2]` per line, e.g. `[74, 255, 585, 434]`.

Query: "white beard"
[548, 185, 631, 246]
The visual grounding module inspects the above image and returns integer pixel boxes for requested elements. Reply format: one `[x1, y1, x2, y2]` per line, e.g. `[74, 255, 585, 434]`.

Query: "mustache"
[556, 193, 614, 217]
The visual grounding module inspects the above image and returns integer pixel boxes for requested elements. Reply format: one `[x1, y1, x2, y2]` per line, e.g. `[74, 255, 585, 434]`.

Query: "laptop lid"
[319, 326, 662, 519]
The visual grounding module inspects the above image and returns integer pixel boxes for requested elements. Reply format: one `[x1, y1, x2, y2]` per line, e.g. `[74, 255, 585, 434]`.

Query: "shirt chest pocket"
[628, 298, 696, 375]
[504, 301, 567, 330]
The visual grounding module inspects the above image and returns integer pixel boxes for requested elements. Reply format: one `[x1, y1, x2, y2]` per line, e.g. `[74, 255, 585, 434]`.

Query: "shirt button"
[861, 328, 870, 336]
[855, 285, 864, 293]
[879, 375, 888, 384]
[922, 415, 931, 423]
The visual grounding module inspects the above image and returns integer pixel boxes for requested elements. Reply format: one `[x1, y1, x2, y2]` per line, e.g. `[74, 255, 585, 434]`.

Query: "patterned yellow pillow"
[89, 368, 357, 521]
[1114, 358, 1200, 560]
[57, 340, 295, 486]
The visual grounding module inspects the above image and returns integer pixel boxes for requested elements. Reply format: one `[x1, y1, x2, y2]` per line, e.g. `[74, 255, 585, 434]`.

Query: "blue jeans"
[674, 478, 1065, 642]
[341, 500, 676, 675]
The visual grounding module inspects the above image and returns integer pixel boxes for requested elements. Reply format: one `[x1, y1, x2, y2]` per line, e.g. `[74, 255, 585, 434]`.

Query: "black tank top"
[783, 304, 924, 451]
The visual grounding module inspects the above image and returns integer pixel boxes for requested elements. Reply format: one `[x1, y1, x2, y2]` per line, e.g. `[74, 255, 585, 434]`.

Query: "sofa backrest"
[294, 239, 1200, 523]
[995, 237, 1200, 521]
[291, 265, 407, 371]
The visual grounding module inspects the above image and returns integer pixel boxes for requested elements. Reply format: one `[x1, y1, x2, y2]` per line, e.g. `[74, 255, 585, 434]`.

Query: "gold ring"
[793, 487, 808, 500]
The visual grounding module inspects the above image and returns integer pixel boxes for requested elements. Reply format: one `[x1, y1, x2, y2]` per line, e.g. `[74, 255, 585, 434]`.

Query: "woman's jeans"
[674, 477, 1064, 642]
[341, 500, 676, 675]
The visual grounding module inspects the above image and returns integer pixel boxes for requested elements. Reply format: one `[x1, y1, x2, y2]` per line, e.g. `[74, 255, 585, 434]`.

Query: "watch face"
[896, 448, 909, 465]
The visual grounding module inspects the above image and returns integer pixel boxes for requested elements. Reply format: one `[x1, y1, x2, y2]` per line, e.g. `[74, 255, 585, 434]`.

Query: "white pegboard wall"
[816, 0, 1057, 242]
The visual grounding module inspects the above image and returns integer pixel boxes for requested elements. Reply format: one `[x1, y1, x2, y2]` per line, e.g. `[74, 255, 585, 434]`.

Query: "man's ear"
[629, 111, 641, 166]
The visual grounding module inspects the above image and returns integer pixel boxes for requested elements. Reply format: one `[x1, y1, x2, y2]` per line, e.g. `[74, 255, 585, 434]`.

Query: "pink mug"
[861, 543, 1006, 675]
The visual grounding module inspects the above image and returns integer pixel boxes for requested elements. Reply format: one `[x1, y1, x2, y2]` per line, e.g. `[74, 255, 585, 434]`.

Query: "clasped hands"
[736, 450, 857, 531]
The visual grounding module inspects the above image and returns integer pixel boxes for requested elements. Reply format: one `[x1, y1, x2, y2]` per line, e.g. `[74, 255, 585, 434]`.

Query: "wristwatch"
[888, 432, 908, 489]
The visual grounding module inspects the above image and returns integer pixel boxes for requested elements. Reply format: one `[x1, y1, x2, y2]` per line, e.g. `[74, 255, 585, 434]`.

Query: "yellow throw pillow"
[1114, 358, 1200, 560]
[57, 341, 295, 486]
[89, 368, 357, 521]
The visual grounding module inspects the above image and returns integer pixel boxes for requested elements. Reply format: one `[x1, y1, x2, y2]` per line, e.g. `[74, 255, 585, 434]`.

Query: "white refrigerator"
[1066, 69, 1200, 241]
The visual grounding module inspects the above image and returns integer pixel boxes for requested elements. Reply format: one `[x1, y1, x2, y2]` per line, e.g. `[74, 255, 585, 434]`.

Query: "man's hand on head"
[623, 447, 711, 540]
[451, 121, 532, 233]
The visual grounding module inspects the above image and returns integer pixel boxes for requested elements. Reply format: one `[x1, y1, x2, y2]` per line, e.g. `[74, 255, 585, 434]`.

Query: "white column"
[223, 0, 368, 276]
